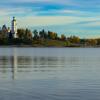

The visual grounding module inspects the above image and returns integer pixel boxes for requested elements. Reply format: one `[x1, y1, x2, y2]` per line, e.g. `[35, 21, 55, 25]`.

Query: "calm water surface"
[0, 47, 100, 100]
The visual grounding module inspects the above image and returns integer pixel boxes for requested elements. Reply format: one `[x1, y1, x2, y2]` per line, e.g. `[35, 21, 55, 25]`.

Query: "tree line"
[0, 28, 100, 47]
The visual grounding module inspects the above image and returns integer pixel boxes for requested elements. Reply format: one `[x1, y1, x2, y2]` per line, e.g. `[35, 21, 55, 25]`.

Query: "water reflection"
[1, 48, 100, 80]
[12, 49, 17, 80]
[0, 49, 66, 80]
[1, 48, 100, 100]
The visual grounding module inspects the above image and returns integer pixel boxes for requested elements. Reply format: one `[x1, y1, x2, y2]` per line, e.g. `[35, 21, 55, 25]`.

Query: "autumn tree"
[86, 39, 97, 46]
[17, 28, 32, 40]
[25, 28, 32, 39]
[61, 34, 66, 41]
[68, 36, 80, 44]
[48, 31, 58, 40]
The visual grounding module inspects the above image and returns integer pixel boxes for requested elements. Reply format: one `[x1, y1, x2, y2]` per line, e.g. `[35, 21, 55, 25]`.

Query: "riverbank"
[0, 44, 99, 48]
[0, 38, 100, 48]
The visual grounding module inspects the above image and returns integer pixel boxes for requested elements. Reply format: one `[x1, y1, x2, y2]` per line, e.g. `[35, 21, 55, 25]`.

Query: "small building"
[0, 17, 17, 39]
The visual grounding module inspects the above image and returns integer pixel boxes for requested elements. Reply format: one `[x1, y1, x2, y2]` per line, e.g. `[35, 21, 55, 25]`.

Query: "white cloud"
[0, 8, 38, 17]
[17, 16, 74, 27]
[82, 20, 100, 27]
[16, 16, 100, 27]
[37, 9, 92, 16]
[1, 13, 100, 27]
[1, 0, 76, 6]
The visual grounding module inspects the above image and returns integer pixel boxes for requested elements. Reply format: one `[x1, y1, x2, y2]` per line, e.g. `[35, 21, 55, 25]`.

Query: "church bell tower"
[11, 17, 17, 38]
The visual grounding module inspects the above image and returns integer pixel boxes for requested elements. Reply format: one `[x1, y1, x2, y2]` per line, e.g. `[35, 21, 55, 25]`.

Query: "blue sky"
[0, 0, 100, 38]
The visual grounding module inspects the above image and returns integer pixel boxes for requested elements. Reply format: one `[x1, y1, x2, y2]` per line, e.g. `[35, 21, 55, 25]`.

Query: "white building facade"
[11, 17, 17, 38]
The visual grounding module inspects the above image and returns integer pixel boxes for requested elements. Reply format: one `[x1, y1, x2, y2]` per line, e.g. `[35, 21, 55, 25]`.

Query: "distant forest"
[0, 28, 100, 47]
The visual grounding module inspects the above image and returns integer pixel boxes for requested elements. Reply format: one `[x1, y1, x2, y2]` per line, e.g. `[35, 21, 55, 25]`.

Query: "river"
[0, 47, 100, 100]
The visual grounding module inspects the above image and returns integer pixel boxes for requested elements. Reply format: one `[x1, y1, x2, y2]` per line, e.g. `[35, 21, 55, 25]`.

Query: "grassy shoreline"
[0, 38, 100, 48]
[0, 44, 99, 48]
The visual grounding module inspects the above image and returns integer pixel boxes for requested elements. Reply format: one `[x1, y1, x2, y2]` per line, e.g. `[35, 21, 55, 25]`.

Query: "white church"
[11, 17, 17, 38]
[1, 17, 17, 38]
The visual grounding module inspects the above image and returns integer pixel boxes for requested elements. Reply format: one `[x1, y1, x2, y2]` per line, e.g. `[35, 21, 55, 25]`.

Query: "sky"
[0, 0, 100, 38]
